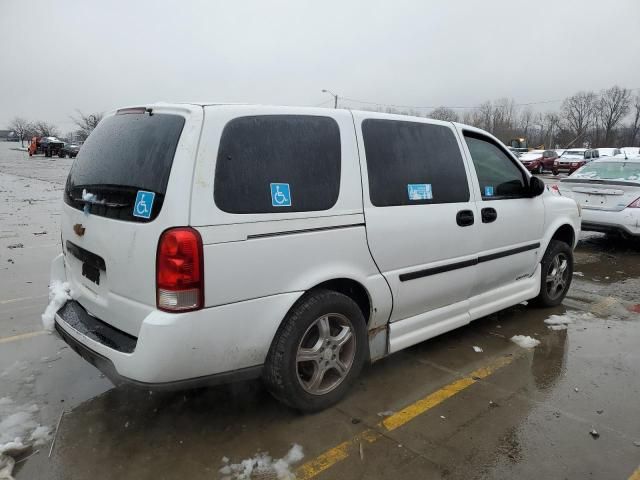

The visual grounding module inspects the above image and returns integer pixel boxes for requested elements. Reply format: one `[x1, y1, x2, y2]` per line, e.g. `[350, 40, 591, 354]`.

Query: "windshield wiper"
[74, 197, 130, 208]
[69, 184, 143, 208]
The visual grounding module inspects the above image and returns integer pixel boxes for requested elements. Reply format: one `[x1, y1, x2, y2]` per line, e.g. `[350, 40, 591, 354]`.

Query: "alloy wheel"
[546, 252, 569, 300]
[296, 313, 356, 395]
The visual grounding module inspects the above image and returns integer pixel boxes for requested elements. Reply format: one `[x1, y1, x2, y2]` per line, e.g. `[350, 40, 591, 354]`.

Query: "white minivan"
[50, 104, 580, 411]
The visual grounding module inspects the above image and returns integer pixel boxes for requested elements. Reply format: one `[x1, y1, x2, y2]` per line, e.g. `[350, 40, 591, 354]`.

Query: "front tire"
[536, 165, 543, 174]
[263, 289, 367, 412]
[533, 240, 573, 307]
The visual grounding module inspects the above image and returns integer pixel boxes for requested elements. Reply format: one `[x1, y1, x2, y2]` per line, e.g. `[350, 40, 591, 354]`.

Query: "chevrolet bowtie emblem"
[73, 224, 86, 236]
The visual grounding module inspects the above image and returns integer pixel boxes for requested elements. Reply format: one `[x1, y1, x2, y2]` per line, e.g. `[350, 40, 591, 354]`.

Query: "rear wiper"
[70, 184, 139, 208]
[75, 197, 130, 208]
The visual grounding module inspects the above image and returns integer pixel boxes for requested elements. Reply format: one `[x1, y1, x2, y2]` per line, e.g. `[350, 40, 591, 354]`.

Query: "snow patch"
[472, 346, 483, 353]
[377, 411, 395, 417]
[41, 281, 71, 332]
[0, 398, 50, 455]
[81, 189, 105, 214]
[548, 325, 567, 331]
[510, 335, 540, 349]
[220, 444, 304, 480]
[544, 311, 594, 330]
[29, 426, 52, 446]
[0, 453, 15, 479]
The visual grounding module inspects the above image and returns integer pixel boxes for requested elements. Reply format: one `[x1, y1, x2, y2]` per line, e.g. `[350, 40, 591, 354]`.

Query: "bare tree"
[31, 121, 60, 137]
[475, 101, 493, 132]
[461, 109, 478, 127]
[428, 106, 458, 122]
[492, 98, 517, 140]
[596, 86, 631, 145]
[626, 95, 640, 146]
[8, 117, 31, 146]
[518, 108, 534, 140]
[561, 91, 596, 145]
[541, 112, 562, 148]
[71, 110, 104, 140]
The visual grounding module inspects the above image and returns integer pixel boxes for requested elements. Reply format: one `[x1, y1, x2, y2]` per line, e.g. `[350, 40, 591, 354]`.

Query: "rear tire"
[533, 240, 573, 307]
[552, 169, 559, 176]
[263, 289, 367, 412]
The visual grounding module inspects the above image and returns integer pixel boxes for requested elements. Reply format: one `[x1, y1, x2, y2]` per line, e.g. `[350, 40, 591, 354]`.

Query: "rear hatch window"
[64, 112, 185, 222]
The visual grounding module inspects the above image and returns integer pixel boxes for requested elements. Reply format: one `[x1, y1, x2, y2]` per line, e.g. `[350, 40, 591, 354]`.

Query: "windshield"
[571, 161, 640, 181]
[561, 150, 584, 159]
[520, 152, 543, 159]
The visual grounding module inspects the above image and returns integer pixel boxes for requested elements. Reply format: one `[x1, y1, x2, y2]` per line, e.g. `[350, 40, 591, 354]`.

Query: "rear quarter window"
[214, 115, 341, 214]
[362, 119, 469, 207]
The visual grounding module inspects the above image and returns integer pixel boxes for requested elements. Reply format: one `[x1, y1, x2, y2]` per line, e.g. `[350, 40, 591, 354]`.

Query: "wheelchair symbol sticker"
[270, 183, 292, 207]
[133, 191, 155, 219]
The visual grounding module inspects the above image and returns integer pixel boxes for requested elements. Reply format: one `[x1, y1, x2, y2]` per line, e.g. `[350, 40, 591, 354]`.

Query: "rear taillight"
[628, 197, 640, 208]
[156, 227, 203, 312]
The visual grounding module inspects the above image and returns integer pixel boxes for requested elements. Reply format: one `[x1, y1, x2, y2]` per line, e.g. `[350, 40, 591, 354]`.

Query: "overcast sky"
[1, 0, 639, 132]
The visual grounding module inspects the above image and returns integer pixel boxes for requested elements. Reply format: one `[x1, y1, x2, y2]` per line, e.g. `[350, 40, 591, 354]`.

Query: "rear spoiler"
[116, 107, 153, 116]
[560, 179, 640, 187]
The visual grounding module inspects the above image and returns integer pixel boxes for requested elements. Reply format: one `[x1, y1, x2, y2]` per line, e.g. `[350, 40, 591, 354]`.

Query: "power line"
[312, 98, 334, 107]
[337, 87, 640, 111]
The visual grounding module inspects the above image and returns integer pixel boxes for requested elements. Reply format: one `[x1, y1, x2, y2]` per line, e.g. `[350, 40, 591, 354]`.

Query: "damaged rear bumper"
[54, 317, 262, 390]
[50, 254, 303, 389]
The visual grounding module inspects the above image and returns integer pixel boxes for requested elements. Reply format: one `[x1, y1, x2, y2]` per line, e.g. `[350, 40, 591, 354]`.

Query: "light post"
[321, 89, 338, 109]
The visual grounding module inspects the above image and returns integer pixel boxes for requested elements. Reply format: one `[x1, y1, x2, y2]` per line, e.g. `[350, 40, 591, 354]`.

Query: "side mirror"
[529, 176, 545, 197]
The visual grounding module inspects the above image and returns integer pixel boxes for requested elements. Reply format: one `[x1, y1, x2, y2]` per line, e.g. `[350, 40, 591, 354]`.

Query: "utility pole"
[322, 89, 339, 109]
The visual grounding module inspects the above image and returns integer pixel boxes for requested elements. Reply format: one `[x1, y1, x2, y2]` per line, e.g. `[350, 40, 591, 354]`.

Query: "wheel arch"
[272, 275, 390, 363]
[550, 224, 576, 248]
[307, 278, 373, 326]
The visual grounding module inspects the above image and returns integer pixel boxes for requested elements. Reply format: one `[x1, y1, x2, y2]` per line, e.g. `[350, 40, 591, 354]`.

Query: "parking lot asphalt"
[1, 142, 639, 480]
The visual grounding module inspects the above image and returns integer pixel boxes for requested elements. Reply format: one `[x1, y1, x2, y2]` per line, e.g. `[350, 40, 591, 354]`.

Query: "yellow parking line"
[0, 294, 48, 305]
[629, 465, 640, 480]
[0, 330, 46, 344]
[382, 355, 512, 431]
[296, 429, 381, 479]
[296, 355, 514, 479]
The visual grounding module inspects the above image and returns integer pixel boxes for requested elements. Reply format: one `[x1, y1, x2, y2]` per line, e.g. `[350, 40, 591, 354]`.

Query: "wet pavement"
[1, 142, 639, 479]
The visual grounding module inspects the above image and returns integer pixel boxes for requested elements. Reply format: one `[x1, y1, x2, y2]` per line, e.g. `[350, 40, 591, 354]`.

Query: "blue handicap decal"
[133, 191, 155, 219]
[407, 183, 433, 201]
[270, 183, 292, 207]
[484, 186, 495, 197]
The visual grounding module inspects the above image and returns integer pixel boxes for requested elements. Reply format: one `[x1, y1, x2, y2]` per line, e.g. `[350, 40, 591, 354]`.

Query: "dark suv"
[59, 143, 80, 158]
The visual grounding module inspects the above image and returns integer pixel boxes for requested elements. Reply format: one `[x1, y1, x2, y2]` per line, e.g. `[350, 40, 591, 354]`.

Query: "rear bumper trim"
[57, 301, 137, 353]
[581, 221, 639, 237]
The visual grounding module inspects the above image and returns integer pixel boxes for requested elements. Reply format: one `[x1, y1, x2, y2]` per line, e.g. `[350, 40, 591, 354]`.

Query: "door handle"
[481, 207, 497, 223]
[456, 209, 475, 227]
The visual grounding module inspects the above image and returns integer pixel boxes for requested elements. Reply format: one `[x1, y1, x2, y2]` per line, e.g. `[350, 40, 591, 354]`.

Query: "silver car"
[557, 157, 640, 238]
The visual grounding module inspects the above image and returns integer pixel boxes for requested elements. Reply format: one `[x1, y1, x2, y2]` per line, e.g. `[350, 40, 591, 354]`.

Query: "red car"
[518, 150, 558, 174]
[552, 149, 598, 175]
